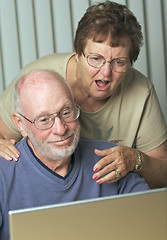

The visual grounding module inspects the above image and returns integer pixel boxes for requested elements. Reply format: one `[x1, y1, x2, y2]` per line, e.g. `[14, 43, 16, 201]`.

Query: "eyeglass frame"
[82, 52, 130, 73]
[18, 106, 80, 130]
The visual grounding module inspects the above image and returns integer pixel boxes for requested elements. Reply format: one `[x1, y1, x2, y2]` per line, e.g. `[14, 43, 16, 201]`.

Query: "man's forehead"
[23, 97, 74, 120]
[18, 70, 73, 112]
[20, 71, 57, 88]
[19, 71, 70, 99]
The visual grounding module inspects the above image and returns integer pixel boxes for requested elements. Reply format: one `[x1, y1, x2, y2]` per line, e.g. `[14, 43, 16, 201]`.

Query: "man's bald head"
[14, 69, 73, 114]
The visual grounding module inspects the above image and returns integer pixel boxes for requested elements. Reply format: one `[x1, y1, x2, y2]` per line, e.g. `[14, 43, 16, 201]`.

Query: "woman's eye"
[89, 55, 103, 62]
[92, 56, 102, 62]
[115, 59, 125, 65]
[93, 57, 100, 61]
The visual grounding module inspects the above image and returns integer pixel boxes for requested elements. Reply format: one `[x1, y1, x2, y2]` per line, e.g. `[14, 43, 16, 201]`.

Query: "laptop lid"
[9, 188, 167, 240]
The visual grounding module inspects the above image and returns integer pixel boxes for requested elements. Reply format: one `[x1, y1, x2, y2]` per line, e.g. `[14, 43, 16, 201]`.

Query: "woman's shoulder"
[33, 52, 74, 65]
[23, 52, 74, 78]
[122, 68, 154, 99]
[125, 67, 153, 90]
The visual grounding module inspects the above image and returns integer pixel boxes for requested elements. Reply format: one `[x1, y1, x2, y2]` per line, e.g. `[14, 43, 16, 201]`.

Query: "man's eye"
[39, 116, 50, 123]
[61, 108, 72, 117]
[63, 112, 70, 116]
[63, 111, 71, 116]
[41, 117, 48, 122]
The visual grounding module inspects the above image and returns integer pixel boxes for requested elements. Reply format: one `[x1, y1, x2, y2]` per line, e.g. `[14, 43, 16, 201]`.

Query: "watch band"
[135, 150, 143, 171]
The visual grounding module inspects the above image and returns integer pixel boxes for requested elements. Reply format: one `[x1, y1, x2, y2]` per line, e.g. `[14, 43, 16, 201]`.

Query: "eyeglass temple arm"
[18, 113, 33, 124]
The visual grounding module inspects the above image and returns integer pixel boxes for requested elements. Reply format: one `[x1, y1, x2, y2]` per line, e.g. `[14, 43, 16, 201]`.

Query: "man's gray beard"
[25, 124, 80, 160]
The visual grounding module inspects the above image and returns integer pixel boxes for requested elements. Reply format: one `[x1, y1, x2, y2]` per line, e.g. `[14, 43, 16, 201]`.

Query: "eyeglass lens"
[86, 54, 129, 72]
[34, 107, 80, 129]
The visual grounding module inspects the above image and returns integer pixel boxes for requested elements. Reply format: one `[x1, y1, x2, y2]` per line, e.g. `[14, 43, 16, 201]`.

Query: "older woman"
[0, 1, 166, 188]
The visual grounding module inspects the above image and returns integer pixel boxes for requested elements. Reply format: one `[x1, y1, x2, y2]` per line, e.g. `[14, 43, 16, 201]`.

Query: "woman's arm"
[139, 139, 167, 188]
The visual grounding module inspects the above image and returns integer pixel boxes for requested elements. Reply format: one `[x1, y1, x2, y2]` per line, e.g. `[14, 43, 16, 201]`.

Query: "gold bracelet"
[135, 150, 143, 171]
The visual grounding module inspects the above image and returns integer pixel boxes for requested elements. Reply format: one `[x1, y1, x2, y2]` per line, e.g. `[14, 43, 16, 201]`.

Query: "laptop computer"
[9, 188, 167, 240]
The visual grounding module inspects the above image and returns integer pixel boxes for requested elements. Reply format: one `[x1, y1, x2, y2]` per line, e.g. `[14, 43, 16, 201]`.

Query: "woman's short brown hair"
[74, 1, 143, 63]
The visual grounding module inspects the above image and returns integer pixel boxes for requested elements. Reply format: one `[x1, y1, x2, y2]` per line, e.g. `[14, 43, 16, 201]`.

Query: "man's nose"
[51, 117, 68, 135]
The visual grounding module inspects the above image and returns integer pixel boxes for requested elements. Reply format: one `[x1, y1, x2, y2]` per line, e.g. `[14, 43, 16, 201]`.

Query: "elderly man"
[0, 70, 149, 240]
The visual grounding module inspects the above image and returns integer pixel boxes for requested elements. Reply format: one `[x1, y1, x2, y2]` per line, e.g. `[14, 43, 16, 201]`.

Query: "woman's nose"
[101, 62, 113, 77]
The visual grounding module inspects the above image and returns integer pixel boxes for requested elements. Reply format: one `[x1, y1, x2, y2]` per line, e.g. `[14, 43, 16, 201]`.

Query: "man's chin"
[43, 143, 76, 160]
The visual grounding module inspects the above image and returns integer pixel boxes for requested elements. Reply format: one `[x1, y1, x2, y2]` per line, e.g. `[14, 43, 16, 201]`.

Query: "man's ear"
[12, 113, 28, 138]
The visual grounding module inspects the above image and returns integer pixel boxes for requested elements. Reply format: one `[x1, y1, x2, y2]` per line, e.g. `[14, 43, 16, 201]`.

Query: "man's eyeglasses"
[19, 107, 80, 130]
[82, 52, 130, 73]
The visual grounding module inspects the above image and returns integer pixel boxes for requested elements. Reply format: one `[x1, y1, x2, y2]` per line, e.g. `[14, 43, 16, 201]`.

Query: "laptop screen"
[9, 188, 167, 240]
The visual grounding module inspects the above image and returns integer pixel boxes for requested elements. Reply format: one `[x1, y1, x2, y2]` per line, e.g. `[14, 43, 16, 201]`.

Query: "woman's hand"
[93, 146, 138, 184]
[0, 138, 20, 161]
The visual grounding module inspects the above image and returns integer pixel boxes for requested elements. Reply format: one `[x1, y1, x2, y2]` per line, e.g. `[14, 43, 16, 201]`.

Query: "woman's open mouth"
[95, 80, 111, 90]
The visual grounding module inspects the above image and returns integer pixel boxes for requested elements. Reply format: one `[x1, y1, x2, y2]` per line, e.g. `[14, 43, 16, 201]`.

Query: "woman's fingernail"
[7, 156, 12, 161]
[93, 167, 98, 172]
[96, 179, 101, 184]
[16, 153, 20, 158]
[13, 157, 18, 162]
[93, 174, 98, 180]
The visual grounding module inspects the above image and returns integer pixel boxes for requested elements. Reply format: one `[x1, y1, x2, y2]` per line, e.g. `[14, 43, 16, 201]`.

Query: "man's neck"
[40, 157, 72, 177]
